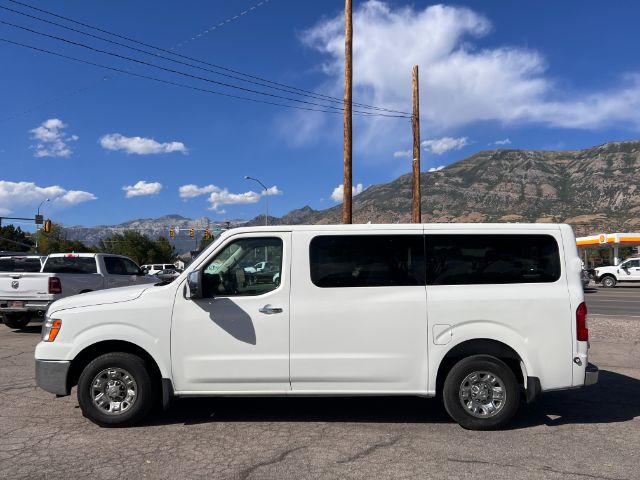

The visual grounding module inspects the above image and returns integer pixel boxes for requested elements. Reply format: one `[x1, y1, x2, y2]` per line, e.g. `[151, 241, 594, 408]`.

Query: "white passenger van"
[35, 224, 598, 430]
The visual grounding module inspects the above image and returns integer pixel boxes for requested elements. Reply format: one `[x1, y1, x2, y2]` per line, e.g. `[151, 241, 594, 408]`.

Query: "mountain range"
[65, 140, 640, 252]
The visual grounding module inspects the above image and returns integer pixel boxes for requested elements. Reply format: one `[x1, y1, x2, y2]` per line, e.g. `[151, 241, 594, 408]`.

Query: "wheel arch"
[435, 338, 526, 395]
[67, 340, 162, 391]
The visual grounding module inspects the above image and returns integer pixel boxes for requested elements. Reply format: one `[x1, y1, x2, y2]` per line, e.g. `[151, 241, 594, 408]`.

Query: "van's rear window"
[425, 234, 561, 285]
[310, 235, 425, 288]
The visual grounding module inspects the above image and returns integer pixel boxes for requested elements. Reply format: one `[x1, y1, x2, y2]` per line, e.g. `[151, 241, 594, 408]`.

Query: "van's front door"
[171, 233, 291, 392]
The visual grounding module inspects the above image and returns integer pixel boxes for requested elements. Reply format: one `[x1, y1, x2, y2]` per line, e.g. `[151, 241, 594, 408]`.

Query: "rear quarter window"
[426, 234, 561, 285]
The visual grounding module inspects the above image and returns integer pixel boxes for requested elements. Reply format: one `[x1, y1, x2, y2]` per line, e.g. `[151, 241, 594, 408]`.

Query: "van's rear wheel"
[601, 276, 617, 288]
[443, 355, 520, 430]
[2, 313, 31, 329]
[77, 352, 155, 427]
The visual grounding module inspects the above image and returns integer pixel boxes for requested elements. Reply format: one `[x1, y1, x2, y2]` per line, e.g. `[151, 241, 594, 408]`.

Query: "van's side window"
[202, 237, 283, 297]
[310, 235, 425, 288]
[425, 234, 561, 285]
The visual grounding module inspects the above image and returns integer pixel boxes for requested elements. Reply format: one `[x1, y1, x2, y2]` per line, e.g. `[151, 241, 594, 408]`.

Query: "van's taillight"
[576, 302, 588, 341]
[48, 277, 62, 294]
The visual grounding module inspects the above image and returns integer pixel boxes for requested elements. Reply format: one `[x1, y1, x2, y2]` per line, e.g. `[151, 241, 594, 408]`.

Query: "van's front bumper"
[35, 359, 71, 396]
[585, 362, 599, 386]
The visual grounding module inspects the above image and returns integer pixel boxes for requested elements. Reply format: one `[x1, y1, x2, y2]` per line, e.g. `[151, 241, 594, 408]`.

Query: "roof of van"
[223, 223, 567, 235]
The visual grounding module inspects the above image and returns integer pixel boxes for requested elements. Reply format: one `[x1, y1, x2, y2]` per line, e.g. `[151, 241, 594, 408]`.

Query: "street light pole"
[35, 198, 50, 253]
[244, 176, 269, 226]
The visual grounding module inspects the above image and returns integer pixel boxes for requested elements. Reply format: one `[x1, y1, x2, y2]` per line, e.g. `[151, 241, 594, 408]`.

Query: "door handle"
[259, 304, 283, 314]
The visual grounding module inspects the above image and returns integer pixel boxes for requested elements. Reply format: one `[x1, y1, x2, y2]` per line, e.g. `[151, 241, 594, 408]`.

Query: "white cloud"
[295, 1, 640, 150]
[0, 180, 96, 214]
[122, 180, 162, 198]
[422, 136, 470, 155]
[178, 183, 282, 212]
[493, 138, 512, 146]
[427, 165, 445, 172]
[30, 118, 78, 158]
[179, 184, 217, 199]
[393, 150, 412, 158]
[264, 185, 283, 196]
[100, 134, 187, 155]
[331, 183, 364, 202]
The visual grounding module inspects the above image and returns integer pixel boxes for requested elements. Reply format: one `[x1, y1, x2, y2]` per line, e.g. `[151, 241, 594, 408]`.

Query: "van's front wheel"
[77, 352, 155, 427]
[443, 355, 520, 430]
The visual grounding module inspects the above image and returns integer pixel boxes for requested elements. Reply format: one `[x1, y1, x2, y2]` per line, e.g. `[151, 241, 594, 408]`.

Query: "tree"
[36, 223, 94, 254]
[97, 231, 176, 265]
[198, 233, 215, 251]
[0, 225, 35, 252]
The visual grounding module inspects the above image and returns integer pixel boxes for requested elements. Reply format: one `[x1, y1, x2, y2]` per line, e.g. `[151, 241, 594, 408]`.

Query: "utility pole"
[411, 65, 421, 223]
[343, 0, 353, 224]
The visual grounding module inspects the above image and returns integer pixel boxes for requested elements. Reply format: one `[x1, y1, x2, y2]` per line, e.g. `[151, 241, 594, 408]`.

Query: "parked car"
[155, 269, 182, 282]
[35, 223, 597, 430]
[593, 258, 640, 287]
[141, 264, 176, 276]
[0, 253, 156, 329]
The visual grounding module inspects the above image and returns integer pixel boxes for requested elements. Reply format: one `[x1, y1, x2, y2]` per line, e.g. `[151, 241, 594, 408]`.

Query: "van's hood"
[48, 283, 152, 314]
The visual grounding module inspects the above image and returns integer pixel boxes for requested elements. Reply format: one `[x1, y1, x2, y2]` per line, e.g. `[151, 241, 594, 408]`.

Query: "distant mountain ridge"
[64, 140, 640, 252]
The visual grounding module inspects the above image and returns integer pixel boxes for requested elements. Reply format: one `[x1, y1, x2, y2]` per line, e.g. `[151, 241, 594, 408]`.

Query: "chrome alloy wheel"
[90, 367, 138, 415]
[458, 371, 506, 418]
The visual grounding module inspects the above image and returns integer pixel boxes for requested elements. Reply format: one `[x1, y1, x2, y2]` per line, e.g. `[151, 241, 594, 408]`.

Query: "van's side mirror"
[187, 271, 202, 299]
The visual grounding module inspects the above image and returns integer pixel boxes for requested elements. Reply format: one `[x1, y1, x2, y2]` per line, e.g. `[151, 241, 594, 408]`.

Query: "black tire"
[601, 276, 617, 288]
[442, 355, 520, 430]
[3, 313, 31, 329]
[77, 352, 156, 427]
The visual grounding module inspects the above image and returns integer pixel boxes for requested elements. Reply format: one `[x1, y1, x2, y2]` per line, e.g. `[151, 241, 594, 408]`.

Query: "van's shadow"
[145, 370, 640, 429]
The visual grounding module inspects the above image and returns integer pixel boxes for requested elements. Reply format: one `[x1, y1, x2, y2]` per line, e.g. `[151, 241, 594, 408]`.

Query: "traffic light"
[189, 228, 195, 238]
[204, 228, 210, 240]
[43, 219, 52, 233]
[169, 228, 175, 238]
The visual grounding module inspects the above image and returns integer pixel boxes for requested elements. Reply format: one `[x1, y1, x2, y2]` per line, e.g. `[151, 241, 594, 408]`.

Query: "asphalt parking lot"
[0, 313, 638, 480]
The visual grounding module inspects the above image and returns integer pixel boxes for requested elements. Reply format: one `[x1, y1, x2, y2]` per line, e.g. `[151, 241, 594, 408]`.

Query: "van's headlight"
[42, 318, 62, 342]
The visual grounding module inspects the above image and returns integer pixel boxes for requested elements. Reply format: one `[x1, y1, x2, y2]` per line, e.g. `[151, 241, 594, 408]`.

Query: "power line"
[0, 4, 367, 113]
[171, 0, 272, 50]
[3, 0, 410, 116]
[0, 75, 108, 123]
[0, 20, 408, 118]
[0, 37, 401, 117]
[0, 0, 275, 121]
[0, 21, 411, 118]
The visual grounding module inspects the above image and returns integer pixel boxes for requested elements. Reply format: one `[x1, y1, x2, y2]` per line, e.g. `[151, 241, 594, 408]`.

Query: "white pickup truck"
[0, 253, 156, 329]
[594, 257, 640, 287]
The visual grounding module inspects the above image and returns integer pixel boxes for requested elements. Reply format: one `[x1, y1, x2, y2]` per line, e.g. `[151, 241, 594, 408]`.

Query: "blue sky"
[2, 0, 640, 229]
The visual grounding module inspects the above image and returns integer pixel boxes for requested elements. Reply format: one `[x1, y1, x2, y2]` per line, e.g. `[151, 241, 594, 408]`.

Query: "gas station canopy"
[576, 233, 640, 265]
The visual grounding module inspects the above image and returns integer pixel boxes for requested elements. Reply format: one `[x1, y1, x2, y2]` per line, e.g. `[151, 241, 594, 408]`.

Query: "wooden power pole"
[411, 65, 421, 223]
[343, 0, 353, 224]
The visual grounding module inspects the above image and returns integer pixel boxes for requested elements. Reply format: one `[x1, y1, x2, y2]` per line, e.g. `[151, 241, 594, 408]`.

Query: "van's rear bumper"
[35, 359, 71, 396]
[585, 362, 599, 386]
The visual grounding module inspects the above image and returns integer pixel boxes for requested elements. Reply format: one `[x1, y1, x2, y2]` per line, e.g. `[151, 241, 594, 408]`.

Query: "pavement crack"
[447, 458, 630, 480]
[238, 445, 307, 479]
[337, 436, 400, 464]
